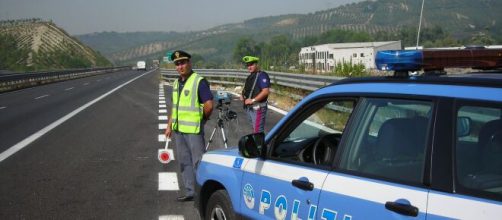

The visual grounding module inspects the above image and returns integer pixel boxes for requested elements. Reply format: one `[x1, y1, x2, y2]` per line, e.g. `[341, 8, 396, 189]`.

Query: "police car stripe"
[427, 192, 502, 219]
[202, 153, 245, 168]
[321, 174, 428, 211]
[201, 154, 501, 218]
[242, 159, 329, 189]
[203, 153, 329, 188]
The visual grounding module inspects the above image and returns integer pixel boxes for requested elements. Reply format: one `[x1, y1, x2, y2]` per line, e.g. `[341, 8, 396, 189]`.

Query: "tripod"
[206, 109, 229, 150]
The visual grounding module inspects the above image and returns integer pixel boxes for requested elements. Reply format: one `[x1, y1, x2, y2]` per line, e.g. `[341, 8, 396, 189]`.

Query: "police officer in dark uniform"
[165, 50, 213, 202]
[240, 55, 270, 133]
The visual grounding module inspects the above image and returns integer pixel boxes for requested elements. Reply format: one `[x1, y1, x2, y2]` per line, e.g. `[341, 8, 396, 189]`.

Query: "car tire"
[205, 189, 236, 220]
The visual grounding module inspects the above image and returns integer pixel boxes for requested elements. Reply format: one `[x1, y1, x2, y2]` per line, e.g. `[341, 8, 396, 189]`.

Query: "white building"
[299, 41, 401, 73]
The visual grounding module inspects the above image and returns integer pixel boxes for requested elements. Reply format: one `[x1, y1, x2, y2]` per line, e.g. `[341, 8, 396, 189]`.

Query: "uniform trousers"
[246, 104, 267, 133]
[172, 129, 206, 197]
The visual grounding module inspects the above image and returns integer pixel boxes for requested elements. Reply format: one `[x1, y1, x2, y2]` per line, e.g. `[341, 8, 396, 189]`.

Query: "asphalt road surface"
[0, 69, 284, 219]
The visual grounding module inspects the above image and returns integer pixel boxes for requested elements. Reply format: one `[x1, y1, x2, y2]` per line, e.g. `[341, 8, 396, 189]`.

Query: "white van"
[136, 61, 146, 70]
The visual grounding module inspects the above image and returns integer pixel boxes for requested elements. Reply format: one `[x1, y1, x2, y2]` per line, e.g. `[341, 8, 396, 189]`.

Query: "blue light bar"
[375, 50, 423, 71]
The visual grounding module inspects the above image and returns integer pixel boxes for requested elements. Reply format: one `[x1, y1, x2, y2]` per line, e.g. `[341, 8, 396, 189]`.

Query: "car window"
[455, 104, 502, 200]
[271, 99, 355, 166]
[339, 98, 432, 184]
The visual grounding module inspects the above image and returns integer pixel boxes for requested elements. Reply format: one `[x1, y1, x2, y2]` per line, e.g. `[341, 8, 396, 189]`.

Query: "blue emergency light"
[375, 50, 423, 71]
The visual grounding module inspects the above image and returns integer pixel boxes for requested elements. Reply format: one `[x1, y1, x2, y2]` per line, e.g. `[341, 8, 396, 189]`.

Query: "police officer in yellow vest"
[165, 50, 213, 202]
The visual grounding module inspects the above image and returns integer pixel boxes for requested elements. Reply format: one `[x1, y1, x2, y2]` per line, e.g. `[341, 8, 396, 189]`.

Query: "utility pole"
[416, 0, 425, 49]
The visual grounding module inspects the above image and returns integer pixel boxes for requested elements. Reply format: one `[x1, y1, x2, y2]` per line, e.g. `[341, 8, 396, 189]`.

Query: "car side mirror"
[457, 116, 471, 137]
[238, 132, 265, 158]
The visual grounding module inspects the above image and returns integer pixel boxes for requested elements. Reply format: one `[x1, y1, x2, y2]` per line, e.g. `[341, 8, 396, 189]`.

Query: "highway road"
[0, 69, 284, 219]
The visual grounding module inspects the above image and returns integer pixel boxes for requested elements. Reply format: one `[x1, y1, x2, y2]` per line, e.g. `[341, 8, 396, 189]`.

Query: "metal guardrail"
[160, 69, 344, 92]
[0, 66, 130, 93]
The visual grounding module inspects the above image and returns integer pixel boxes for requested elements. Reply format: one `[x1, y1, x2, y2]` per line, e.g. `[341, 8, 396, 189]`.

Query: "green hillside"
[77, 31, 185, 55]
[0, 19, 112, 72]
[76, 0, 501, 66]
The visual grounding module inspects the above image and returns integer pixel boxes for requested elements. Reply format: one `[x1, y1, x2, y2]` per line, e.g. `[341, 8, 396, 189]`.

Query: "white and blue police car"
[195, 48, 502, 220]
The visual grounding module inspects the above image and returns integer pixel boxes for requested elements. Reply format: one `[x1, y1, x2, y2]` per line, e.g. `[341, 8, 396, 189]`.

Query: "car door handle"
[385, 201, 419, 217]
[292, 179, 314, 191]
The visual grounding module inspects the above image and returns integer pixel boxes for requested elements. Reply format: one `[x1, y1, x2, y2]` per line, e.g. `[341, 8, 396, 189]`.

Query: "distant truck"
[136, 61, 146, 70]
[152, 59, 160, 68]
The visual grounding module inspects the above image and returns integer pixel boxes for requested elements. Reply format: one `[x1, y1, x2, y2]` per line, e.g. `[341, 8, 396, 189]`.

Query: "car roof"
[300, 71, 502, 103]
[333, 71, 502, 89]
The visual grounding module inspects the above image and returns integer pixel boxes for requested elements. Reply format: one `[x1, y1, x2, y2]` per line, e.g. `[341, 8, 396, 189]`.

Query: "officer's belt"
[247, 101, 267, 108]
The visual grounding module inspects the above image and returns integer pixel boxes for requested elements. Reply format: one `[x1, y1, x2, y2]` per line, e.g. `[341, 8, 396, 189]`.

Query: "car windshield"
[284, 100, 354, 142]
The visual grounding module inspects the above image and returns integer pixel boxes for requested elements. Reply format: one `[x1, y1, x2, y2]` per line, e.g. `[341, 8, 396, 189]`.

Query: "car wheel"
[205, 189, 236, 220]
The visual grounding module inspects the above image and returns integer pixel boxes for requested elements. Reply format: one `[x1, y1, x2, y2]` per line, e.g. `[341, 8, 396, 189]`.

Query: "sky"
[0, 0, 362, 35]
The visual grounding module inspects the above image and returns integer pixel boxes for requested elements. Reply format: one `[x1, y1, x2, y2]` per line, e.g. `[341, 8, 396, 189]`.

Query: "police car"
[195, 48, 502, 220]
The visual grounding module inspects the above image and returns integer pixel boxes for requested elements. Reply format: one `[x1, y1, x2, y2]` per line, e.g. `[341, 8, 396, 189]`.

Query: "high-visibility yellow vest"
[171, 72, 204, 134]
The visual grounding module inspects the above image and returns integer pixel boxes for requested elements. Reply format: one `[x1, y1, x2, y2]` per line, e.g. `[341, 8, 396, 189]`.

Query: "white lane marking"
[158, 134, 167, 142]
[34, 94, 49, 99]
[159, 215, 184, 220]
[0, 71, 153, 163]
[65, 87, 74, 91]
[159, 124, 167, 129]
[157, 84, 181, 220]
[166, 149, 175, 160]
[83, 82, 89, 86]
[269, 105, 288, 115]
[96, 79, 102, 82]
[158, 172, 180, 191]
[227, 90, 288, 115]
[0, 106, 6, 110]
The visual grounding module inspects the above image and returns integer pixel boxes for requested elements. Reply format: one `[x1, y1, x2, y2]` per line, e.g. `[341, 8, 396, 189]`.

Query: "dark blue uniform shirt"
[256, 71, 271, 90]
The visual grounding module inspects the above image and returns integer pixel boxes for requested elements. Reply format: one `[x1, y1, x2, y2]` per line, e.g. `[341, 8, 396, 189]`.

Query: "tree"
[261, 35, 295, 70]
[319, 29, 372, 43]
[468, 32, 495, 45]
[0, 33, 29, 71]
[232, 37, 260, 63]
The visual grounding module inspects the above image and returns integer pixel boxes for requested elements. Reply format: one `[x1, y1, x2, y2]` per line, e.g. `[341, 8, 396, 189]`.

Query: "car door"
[425, 102, 502, 219]
[318, 97, 433, 219]
[239, 98, 356, 219]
